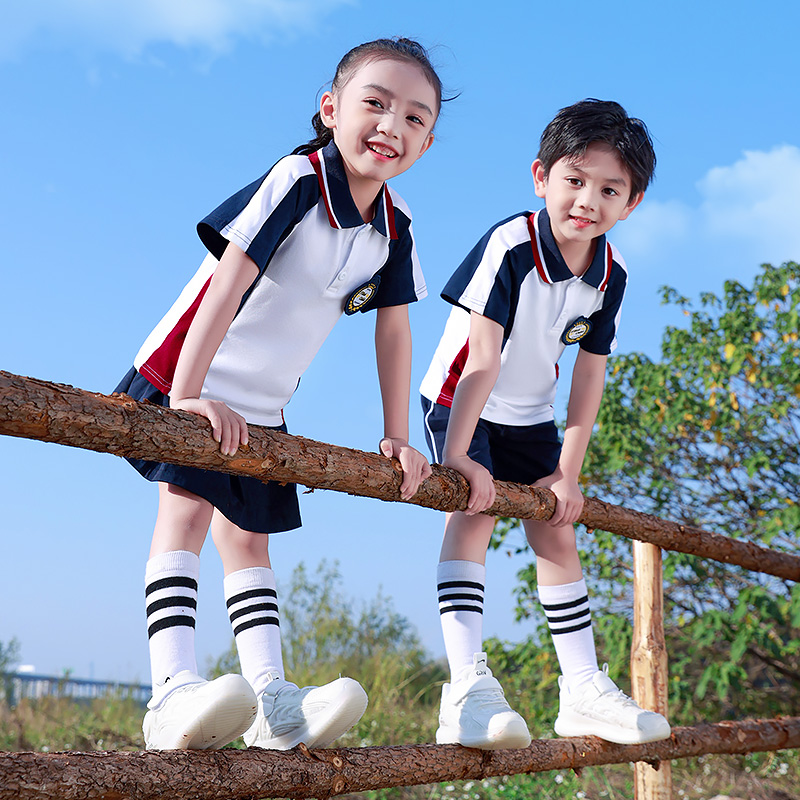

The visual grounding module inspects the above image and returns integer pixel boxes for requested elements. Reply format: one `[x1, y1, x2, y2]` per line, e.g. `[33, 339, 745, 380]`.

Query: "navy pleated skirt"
[115, 367, 301, 534]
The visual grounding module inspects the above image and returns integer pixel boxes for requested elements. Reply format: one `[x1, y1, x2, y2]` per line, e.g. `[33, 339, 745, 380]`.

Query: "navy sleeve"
[196, 159, 320, 277]
[442, 214, 536, 337]
[370, 208, 424, 309]
[580, 263, 627, 354]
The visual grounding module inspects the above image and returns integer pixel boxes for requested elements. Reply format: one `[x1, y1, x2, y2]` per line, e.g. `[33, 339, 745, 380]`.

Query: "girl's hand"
[379, 438, 432, 501]
[534, 469, 584, 526]
[443, 453, 496, 515]
[171, 397, 249, 456]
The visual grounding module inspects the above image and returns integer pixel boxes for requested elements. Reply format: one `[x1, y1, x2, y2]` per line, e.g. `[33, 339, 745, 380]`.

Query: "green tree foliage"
[495, 261, 800, 725]
[0, 638, 20, 706]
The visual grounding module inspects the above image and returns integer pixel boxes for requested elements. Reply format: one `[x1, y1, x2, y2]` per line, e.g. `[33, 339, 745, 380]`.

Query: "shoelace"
[470, 688, 512, 710]
[599, 686, 641, 709]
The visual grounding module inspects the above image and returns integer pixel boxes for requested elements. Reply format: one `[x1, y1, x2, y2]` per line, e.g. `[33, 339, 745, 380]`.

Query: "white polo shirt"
[134, 141, 427, 426]
[420, 208, 627, 426]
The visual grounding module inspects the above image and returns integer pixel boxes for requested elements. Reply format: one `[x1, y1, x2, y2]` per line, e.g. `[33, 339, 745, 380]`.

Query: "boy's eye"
[603, 187, 619, 196]
[567, 177, 583, 187]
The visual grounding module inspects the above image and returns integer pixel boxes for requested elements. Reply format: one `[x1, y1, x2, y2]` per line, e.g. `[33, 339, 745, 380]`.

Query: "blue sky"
[1, 0, 798, 683]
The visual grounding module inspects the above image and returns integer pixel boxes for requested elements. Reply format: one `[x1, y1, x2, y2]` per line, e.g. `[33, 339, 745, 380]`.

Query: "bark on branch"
[1, 370, 798, 581]
[1, 717, 798, 800]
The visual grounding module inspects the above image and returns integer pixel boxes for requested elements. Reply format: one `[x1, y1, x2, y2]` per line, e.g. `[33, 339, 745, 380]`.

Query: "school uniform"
[118, 140, 427, 533]
[420, 208, 627, 483]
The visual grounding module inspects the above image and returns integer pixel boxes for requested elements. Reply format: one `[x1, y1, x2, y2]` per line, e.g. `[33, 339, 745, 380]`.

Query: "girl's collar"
[307, 141, 398, 239]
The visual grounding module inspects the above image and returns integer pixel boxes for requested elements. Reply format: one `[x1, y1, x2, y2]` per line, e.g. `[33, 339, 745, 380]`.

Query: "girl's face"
[319, 57, 437, 211]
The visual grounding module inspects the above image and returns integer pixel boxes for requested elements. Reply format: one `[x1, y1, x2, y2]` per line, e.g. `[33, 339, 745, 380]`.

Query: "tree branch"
[0, 718, 798, 800]
[1, 370, 799, 582]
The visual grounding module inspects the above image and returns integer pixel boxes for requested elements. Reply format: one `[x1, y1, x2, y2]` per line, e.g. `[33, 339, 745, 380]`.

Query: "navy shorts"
[421, 395, 561, 485]
[115, 368, 301, 534]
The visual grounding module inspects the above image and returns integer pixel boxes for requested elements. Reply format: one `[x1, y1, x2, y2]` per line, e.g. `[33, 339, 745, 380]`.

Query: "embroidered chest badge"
[344, 275, 381, 315]
[561, 316, 593, 345]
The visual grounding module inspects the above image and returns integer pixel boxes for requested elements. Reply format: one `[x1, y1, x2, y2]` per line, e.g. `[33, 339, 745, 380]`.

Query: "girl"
[117, 37, 442, 751]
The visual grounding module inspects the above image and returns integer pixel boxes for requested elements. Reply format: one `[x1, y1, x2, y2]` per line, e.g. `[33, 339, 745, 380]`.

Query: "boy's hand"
[534, 469, 584, 526]
[443, 453, 496, 515]
[379, 438, 432, 501]
[171, 397, 249, 457]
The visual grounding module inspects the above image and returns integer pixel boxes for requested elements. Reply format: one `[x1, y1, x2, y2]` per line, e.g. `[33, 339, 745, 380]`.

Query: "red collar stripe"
[308, 150, 340, 230]
[599, 242, 613, 292]
[384, 188, 398, 240]
[527, 212, 552, 284]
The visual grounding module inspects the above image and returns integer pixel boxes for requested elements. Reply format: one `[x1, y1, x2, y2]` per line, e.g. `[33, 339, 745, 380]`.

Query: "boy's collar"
[529, 208, 613, 290]
[307, 140, 398, 239]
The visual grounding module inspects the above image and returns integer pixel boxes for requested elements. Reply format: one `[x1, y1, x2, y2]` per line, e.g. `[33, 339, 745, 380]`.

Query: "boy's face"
[532, 143, 643, 258]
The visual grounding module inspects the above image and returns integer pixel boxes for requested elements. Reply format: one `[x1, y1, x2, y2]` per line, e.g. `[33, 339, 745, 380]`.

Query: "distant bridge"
[2, 672, 151, 707]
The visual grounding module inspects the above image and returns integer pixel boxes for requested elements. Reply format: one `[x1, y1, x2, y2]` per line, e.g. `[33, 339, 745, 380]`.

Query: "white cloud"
[611, 198, 692, 266]
[611, 146, 800, 274]
[698, 144, 800, 265]
[0, 0, 354, 61]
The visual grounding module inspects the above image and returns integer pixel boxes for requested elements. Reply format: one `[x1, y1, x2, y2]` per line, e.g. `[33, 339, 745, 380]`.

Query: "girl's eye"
[407, 115, 424, 125]
[365, 98, 384, 108]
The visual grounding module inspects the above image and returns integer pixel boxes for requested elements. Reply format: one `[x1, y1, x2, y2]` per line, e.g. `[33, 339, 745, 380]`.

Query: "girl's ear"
[319, 91, 336, 130]
[417, 132, 435, 159]
[531, 159, 548, 198]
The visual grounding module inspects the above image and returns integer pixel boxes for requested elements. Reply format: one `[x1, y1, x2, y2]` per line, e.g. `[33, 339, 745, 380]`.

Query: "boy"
[420, 99, 671, 749]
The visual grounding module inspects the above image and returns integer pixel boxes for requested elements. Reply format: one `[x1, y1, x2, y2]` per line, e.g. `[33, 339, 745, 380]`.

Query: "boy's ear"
[531, 159, 548, 198]
[319, 91, 336, 130]
[618, 191, 645, 220]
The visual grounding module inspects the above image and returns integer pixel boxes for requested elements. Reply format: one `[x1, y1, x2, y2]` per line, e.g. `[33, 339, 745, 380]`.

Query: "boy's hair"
[537, 99, 656, 200]
[293, 37, 447, 156]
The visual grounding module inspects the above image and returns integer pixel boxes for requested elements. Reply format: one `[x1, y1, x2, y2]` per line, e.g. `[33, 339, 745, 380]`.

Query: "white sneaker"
[143, 671, 258, 750]
[436, 653, 531, 750]
[554, 664, 671, 744]
[244, 673, 368, 750]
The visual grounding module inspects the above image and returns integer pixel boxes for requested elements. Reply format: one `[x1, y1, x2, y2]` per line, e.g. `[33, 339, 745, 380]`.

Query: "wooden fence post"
[631, 540, 672, 799]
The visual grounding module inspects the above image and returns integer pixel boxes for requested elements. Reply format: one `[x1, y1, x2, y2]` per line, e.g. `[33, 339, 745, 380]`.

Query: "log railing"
[2, 718, 800, 800]
[0, 370, 797, 800]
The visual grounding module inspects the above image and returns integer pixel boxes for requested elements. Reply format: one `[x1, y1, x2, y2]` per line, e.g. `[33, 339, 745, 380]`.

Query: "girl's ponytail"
[292, 111, 333, 156]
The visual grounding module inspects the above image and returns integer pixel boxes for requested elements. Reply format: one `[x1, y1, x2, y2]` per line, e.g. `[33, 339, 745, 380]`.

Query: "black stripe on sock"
[145, 576, 198, 597]
[544, 608, 590, 624]
[437, 580, 484, 591]
[226, 587, 278, 608]
[540, 594, 590, 612]
[548, 619, 592, 635]
[233, 617, 280, 637]
[228, 602, 279, 624]
[147, 614, 197, 638]
[438, 591, 484, 603]
[146, 596, 198, 617]
[439, 604, 484, 615]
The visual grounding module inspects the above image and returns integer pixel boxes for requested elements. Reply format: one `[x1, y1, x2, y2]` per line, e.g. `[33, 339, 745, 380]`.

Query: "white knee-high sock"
[224, 566, 284, 695]
[538, 578, 598, 692]
[437, 560, 486, 680]
[145, 550, 200, 690]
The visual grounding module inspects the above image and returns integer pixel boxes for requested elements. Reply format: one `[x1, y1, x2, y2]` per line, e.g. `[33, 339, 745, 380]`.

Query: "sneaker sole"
[554, 711, 671, 745]
[249, 678, 369, 750]
[147, 675, 258, 750]
[436, 724, 532, 750]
